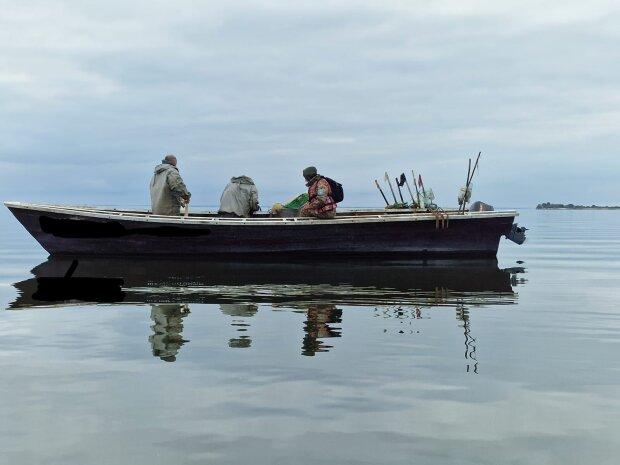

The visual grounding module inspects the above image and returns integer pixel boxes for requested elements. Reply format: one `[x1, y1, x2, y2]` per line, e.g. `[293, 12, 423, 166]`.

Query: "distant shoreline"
[537, 202, 620, 210]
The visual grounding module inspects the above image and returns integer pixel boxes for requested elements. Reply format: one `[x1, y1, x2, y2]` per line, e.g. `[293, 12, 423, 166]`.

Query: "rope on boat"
[431, 208, 449, 229]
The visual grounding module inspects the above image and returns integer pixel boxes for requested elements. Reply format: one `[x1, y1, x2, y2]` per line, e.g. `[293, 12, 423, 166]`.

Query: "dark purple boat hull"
[7, 205, 516, 258]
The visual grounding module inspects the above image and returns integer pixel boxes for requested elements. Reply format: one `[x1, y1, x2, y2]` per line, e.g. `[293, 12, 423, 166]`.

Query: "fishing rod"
[384, 172, 398, 204]
[374, 179, 389, 206]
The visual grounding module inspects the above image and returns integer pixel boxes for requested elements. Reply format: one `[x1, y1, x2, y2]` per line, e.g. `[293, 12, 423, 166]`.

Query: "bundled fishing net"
[270, 193, 309, 216]
[386, 202, 410, 209]
[458, 186, 472, 207]
[284, 193, 309, 209]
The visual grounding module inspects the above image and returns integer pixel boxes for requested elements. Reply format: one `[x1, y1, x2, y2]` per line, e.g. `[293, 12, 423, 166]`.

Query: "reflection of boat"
[32, 276, 125, 303]
[9, 258, 526, 364]
[10, 257, 521, 309]
[5, 202, 525, 257]
[26, 259, 125, 304]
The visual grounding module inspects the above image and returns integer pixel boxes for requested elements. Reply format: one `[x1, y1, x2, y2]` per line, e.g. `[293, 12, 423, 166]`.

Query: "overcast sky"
[1, 0, 619, 208]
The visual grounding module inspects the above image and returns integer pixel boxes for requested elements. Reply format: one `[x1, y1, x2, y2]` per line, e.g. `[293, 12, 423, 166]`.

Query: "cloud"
[1, 1, 619, 207]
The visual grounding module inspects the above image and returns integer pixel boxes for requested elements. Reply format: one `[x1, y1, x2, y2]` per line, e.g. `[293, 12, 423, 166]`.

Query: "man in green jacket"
[150, 154, 191, 216]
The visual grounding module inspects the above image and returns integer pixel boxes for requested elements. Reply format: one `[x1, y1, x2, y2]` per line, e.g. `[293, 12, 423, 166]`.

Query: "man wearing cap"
[299, 166, 337, 219]
[150, 154, 191, 216]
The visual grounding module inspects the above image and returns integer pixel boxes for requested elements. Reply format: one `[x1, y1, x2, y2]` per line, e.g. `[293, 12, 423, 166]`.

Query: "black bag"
[324, 177, 344, 203]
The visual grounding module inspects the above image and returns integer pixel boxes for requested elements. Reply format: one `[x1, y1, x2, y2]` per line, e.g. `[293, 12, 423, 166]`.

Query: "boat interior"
[112, 207, 464, 219]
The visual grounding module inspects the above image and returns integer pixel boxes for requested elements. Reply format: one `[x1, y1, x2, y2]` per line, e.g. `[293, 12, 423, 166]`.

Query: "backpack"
[323, 177, 344, 203]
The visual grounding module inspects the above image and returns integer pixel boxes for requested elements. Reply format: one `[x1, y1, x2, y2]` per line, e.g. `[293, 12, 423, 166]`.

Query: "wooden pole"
[374, 180, 389, 206]
[469, 152, 481, 184]
[462, 152, 481, 214]
[411, 170, 421, 206]
[461, 158, 471, 214]
[402, 174, 417, 207]
[384, 172, 398, 204]
[419, 174, 427, 202]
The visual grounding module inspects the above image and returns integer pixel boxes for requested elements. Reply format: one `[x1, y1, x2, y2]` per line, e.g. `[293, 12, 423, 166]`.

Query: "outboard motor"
[506, 223, 527, 245]
[469, 201, 526, 244]
[470, 201, 494, 212]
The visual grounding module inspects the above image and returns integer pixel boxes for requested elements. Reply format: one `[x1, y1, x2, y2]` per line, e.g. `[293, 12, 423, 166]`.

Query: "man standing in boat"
[150, 154, 191, 216]
[300, 166, 339, 219]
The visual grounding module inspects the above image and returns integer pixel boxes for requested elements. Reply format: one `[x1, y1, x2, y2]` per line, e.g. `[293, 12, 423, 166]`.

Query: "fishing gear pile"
[374, 171, 436, 210]
[374, 152, 483, 213]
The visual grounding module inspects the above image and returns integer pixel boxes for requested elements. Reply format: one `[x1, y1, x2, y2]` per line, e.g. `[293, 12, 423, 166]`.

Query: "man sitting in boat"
[150, 154, 191, 216]
[299, 166, 337, 219]
[218, 176, 260, 218]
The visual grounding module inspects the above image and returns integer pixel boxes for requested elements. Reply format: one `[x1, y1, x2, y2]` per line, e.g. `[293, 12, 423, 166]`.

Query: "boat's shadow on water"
[9, 257, 527, 364]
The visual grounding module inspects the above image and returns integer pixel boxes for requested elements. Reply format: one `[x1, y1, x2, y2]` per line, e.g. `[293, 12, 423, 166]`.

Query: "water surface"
[1, 209, 619, 465]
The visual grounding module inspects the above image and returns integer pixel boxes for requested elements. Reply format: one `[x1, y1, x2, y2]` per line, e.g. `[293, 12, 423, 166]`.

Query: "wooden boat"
[4, 201, 525, 258]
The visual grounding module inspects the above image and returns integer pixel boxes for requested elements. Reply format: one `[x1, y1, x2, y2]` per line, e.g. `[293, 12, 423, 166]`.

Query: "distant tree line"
[537, 202, 620, 210]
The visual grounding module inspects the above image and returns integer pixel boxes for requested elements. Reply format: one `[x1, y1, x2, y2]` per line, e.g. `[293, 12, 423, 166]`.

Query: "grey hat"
[303, 166, 317, 179]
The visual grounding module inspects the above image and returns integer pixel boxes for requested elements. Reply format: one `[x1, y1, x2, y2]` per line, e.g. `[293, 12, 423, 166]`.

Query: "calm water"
[1, 208, 619, 465]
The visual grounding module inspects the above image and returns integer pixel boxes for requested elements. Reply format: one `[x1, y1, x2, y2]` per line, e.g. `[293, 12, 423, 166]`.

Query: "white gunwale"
[4, 201, 517, 226]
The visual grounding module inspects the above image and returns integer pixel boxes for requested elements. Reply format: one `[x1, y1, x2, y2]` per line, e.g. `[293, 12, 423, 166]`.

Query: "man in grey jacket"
[218, 176, 260, 218]
[150, 155, 191, 216]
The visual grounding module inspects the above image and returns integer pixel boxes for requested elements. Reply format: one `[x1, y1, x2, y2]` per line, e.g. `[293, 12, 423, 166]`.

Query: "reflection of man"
[149, 304, 190, 362]
[220, 303, 258, 318]
[220, 303, 258, 348]
[302, 304, 342, 356]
